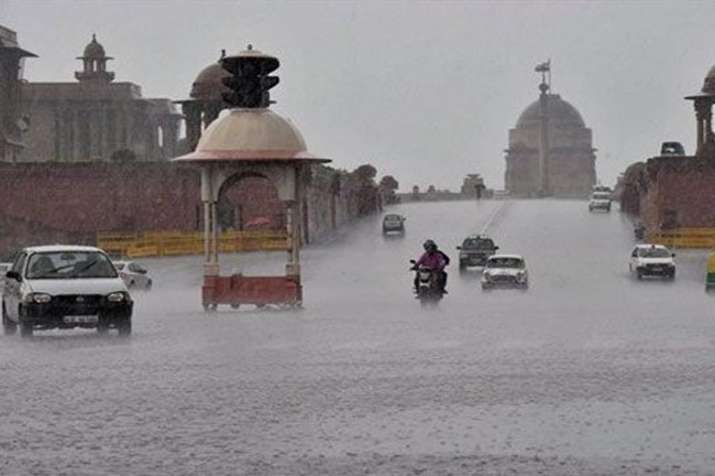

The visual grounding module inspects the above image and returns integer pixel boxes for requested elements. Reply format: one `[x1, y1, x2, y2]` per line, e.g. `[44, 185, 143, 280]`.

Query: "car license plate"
[63, 315, 98, 324]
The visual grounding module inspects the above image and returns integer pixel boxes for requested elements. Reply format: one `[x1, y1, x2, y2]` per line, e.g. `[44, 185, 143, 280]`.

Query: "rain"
[2, 2, 715, 475]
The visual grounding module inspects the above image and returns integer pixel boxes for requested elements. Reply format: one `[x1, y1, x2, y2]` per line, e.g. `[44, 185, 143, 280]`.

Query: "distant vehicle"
[589, 191, 612, 212]
[382, 214, 405, 235]
[629, 244, 676, 280]
[114, 260, 152, 290]
[2, 245, 133, 337]
[660, 141, 685, 156]
[481, 254, 528, 290]
[706, 253, 715, 291]
[457, 235, 499, 270]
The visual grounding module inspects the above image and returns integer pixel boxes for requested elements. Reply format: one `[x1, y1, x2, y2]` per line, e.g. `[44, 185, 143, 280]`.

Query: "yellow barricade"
[649, 228, 715, 249]
[97, 229, 290, 257]
[160, 239, 204, 256]
[126, 241, 161, 258]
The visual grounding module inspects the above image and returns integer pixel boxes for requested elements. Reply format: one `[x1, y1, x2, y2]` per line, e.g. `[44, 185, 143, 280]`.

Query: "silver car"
[113, 261, 153, 290]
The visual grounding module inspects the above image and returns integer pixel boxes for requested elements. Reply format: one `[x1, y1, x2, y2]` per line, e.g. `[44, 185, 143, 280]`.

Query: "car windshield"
[26, 251, 118, 279]
[638, 248, 671, 258]
[592, 193, 610, 199]
[463, 238, 494, 249]
[384, 215, 401, 221]
[487, 257, 523, 268]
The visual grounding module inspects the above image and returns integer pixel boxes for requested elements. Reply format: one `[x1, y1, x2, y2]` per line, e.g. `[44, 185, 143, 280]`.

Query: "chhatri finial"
[92, 33, 97, 42]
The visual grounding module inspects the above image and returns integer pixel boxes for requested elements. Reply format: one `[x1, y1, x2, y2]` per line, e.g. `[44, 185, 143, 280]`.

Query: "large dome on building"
[702, 64, 715, 95]
[82, 34, 106, 58]
[190, 62, 231, 101]
[516, 94, 585, 129]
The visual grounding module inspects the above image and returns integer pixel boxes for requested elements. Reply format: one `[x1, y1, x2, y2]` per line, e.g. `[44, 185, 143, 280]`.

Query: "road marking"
[480, 200, 511, 236]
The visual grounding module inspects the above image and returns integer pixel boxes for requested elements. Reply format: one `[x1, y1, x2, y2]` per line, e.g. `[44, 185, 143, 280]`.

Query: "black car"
[457, 235, 499, 270]
[382, 214, 405, 235]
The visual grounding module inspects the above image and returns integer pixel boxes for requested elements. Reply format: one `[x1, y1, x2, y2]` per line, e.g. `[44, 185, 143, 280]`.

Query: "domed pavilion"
[505, 69, 596, 197]
[685, 64, 715, 158]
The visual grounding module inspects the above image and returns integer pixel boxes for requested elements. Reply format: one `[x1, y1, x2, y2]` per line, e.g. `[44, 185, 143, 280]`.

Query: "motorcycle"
[410, 259, 444, 306]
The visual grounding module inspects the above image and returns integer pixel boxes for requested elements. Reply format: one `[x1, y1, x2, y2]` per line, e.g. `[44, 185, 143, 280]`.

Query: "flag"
[535, 60, 551, 73]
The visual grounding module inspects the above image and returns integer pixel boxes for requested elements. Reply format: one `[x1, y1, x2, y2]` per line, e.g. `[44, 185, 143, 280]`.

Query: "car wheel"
[230, 304, 240, 309]
[2, 302, 17, 336]
[145, 279, 152, 291]
[20, 322, 33, 338]
[96, 315, 110, 335]
[636, 270, 643, 280]
[117, 318, 131, 337]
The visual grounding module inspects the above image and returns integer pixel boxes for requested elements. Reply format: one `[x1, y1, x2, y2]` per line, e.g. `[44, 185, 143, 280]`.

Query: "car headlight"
[26, 293, 52, 304]
[107, 292, 128, 303]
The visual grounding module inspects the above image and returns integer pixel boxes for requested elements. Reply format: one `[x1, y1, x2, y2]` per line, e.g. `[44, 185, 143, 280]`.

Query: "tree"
[379, 175, 399, 192]
[354, 164, 377, 182]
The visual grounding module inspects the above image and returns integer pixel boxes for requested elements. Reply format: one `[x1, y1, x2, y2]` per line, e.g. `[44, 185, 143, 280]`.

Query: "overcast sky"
[2, 0, 714, 190]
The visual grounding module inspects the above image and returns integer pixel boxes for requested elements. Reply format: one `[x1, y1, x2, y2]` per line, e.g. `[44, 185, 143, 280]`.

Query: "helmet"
[423, 239, 437, 251]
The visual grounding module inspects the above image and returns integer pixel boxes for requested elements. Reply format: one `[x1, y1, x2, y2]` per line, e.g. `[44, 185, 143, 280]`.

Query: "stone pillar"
[695, 99, 709, 153]
[538, 84, 550, 196]
[165, 117, 179, 158]
[119, 107, 129, 149]
[705, 101, 713, 145]
[181, 101, 202, 152]
[72, 108, 81, 161]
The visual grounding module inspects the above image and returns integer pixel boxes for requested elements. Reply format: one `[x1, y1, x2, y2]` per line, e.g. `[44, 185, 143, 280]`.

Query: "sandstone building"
[505, 72, 596, 197]
[19, 35, 181, 163]
[0, 25, 35, 162]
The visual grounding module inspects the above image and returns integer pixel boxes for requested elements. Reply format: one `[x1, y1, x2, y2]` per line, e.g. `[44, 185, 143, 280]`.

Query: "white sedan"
[481, 254, 529, 290]
[114, 261, 153, 290]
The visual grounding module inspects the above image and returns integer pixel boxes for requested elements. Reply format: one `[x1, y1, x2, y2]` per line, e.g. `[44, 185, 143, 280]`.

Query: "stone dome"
[82, 34, 106, 58]
[190, 62, 231, 101]
[516, 94, 585, 129]
[702, 65, 715, 95]
[174, 108, 328, 163]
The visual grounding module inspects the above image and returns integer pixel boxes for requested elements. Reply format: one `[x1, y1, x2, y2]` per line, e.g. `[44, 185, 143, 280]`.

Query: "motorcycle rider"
[413, 239, 450, 293]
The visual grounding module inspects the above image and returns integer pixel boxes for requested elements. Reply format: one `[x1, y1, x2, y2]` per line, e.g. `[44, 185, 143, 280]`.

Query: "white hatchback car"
[481, 254, 529, 290]
[114, 261, 152, 290]
[629, 244, 676, 280]
[2, 245, 133, 337]
[589, 192, 612, 212]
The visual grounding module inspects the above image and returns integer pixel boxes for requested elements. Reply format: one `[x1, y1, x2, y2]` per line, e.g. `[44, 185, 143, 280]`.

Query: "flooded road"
[2, 200, 715, 475]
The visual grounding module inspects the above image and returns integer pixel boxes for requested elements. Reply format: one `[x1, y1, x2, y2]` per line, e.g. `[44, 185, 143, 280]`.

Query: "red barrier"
[202, 275, 302, 310]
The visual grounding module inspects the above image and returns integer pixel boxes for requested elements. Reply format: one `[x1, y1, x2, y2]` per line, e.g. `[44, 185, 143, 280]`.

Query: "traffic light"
[220, 48, 280, 108]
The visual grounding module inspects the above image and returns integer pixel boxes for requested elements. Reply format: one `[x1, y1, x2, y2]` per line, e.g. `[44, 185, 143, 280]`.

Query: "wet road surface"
[2, 200, 715, 475]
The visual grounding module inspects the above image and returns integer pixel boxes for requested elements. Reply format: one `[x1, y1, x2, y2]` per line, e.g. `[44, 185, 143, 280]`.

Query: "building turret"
[75, 34, 114, 83]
